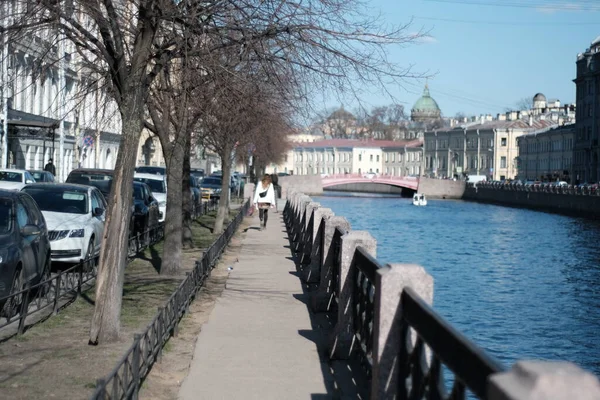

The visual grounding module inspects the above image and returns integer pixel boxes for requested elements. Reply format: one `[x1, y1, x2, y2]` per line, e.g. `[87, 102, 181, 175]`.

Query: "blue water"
[313, 192, 600, 375]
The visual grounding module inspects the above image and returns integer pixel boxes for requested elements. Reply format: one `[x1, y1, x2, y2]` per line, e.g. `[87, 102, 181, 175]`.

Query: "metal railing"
[284, 193, 506, 398]
[90, 199, 250, 400]
[398, 287, 504, 398]
[0, 199, 219, 339]
[468, 181, 600, 196]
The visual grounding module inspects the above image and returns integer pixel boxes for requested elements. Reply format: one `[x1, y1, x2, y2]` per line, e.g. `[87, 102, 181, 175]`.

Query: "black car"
[0, 190, 51, 317]
[83, 179, 159, 238]
[29, 170, 55, 183]
[135, 166, 166, 175]
[132, 182, 160, 237]
[190, 168, 205, 179]
[66, 168, 114, 185]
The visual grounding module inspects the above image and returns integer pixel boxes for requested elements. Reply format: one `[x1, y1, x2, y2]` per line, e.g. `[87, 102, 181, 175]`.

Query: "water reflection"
[314, 192, 600, 375]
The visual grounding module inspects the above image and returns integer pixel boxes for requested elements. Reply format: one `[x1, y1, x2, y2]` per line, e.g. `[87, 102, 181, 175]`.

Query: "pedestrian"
[44, 158, 56, 176]
[253, 174, 276, 231]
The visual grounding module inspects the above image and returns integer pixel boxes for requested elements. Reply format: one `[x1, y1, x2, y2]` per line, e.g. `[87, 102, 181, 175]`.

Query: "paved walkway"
[179, 204, 333, 399]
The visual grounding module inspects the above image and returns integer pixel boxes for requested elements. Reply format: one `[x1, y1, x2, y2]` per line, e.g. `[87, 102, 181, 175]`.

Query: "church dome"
[533, 93, 546, 102]
[328, 106, 355, 121]
[411, 84, 441, 122]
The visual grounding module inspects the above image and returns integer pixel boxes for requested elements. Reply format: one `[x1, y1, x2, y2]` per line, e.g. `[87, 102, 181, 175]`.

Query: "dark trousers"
[259, 208, 269, 226]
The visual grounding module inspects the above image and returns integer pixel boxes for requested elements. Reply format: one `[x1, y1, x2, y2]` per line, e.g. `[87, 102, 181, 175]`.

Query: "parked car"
[132, 182, 160, 237]
[22, 184, 107, 265]
[0, 190, 51, 317]
[66, 168, 113, 185]
[189, 176, 201, 211]
[133, 173, 167, 221]
[0, 169, 36, 191]
[29, 170, 55, 183]
[135, 166, 166, 176]
[190, 168, 205, 179]
[200, 176, 223, 199]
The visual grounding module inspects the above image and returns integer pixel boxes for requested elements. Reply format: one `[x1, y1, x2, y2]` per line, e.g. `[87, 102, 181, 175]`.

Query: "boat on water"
[412, 193, 427, 206]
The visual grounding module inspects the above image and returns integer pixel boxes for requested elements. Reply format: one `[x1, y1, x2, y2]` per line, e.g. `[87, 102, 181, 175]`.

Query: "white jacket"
[253, 183, 276, 206]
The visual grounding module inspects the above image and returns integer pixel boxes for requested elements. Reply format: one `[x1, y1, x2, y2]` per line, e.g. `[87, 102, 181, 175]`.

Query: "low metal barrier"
[283, 192, 508, 399]
[0, 199, 219, 338]
[469, 182, 600, 196]
[90, 199, 250, 400]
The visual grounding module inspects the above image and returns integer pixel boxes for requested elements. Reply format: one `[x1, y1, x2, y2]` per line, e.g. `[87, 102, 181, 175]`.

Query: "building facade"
[573, 36, 600, 183]
[287, 139, 422, 176]
[516, 124, 575, 182]
[424, 118, 556, 181]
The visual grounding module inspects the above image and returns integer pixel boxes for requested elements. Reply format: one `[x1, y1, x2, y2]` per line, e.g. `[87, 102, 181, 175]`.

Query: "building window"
[501, 138, 507, 146]
[376, 155, 380, 162]
[392, 153, 395, 162]
[359, 154, 362, 161]
[370, 154, 373, 162]
[358, 168, 361, 174]
[501, 156, 507, 168]
[385, 153, 388, 162]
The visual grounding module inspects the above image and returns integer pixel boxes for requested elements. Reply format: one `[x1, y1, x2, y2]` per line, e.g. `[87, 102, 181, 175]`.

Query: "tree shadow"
[134, 244, 162, 274]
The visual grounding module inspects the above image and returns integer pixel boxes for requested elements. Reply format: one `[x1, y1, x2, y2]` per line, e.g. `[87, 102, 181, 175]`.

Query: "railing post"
[53, 270, 62, 315]
[292, 196, 312, 253]
[328, 231, 376, 360]
[132, 333, 142, 400]
[299, 201, 320, 266]
[301, 207, 333, 283]
[17, 285, 31, 334]
[370, 264, 434, 400]
[487, 360, 600, 400]
[311, 216, 351, 312]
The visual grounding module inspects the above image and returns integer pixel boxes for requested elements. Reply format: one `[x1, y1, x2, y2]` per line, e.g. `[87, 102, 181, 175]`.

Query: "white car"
[0, 169, 36, 191]
[22, 183, 107, 264]
[134, 173, 167, 222]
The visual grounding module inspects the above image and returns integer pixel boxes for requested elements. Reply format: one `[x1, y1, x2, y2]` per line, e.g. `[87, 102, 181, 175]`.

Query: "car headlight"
[69, 229, 85, 238]
[158, 201, 166, 207]
[0, 248, 7, 264]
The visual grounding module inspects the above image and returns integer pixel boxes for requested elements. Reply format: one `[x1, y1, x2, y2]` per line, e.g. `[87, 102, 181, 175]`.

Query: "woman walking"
[253, 174, 276, 230]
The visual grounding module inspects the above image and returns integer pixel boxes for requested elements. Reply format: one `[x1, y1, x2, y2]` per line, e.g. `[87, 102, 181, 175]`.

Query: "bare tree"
[7, 0, 425, 342]
[515, 97, 532, 111]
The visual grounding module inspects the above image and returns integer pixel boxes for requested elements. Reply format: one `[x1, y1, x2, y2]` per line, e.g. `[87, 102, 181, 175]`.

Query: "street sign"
[83, 136, 94, 147]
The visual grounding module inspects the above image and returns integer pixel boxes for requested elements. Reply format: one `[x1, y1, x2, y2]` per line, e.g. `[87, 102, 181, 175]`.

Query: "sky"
[319, 0, 600, 119]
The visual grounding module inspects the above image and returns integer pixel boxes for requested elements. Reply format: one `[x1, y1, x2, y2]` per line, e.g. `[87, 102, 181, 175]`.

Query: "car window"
[0, 198, 13, 234]
[91, 190, 101, 211]
[23, 187, 89, 214]
[134, 178, 166, 193]
[16, 201, 31, 228]
[25, 171, 35, 183]
[21, 195, 43, 226]
[31, 171, 43, 181]
[0, 171, 23, 182]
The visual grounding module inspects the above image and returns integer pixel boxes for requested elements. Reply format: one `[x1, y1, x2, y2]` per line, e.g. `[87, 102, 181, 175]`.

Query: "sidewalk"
[178, 205, 330, 399]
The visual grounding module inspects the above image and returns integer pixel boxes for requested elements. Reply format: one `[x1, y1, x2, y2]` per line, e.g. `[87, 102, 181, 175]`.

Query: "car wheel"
[84, 237, 96, 273]
[1, 266, 26, 319]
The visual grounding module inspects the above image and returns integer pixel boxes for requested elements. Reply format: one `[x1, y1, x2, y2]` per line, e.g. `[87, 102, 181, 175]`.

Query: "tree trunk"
[89, 89, 144, 344]
[182, 136, 193, 249]
[160, 135, 186, 275]
[213, 150, 232, 235]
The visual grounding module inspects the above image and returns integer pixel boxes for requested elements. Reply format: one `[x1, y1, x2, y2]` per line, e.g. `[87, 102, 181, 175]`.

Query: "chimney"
[528, 114, 533, 126]
[498, 113, 506, 121]
[480, 115, 485, 125]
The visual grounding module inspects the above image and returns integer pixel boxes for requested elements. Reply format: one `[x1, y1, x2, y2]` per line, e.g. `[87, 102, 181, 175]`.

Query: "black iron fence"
[90, 199, 250, 400]
[283, 194, 507, 399]
[469, 181, 600, 195]
[0, 200, 219, 338]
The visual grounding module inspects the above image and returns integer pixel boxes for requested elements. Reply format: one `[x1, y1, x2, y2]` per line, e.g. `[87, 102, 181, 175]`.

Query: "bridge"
[321, 173, 419, 191]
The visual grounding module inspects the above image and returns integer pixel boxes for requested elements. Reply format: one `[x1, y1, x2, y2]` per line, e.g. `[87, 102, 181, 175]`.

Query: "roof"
[23, 183, 92, 191]
[518, 123, 576, 139]
[293, 138, 422, 149]
[134, 173, 166, 181]
[533, 93, 546, 101]
[411, 85, 441, 113]
[459, 118, 557, 131]
[69, 168, 114, 175]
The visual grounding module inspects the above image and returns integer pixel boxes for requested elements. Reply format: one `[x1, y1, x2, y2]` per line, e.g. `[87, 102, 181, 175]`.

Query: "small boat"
[412, 193, 427, 206]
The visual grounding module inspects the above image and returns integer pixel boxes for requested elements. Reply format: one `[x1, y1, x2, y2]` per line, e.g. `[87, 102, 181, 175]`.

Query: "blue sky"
[321, 0, 600, 118]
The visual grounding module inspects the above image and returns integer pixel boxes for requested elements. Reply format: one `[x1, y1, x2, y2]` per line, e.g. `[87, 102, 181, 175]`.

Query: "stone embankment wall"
[417, 177, 466, 199]
[279, 175, 323, 198]
[323, 182, 407, 195]
[464, 186, 600, 218]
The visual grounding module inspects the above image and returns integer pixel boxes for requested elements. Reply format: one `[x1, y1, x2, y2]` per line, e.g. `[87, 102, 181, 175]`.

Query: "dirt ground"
[138, 217, 249, 400]
[0, 210, 244, 400]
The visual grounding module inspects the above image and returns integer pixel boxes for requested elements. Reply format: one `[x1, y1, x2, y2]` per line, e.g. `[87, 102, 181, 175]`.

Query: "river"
[312, 191, 600, 376]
